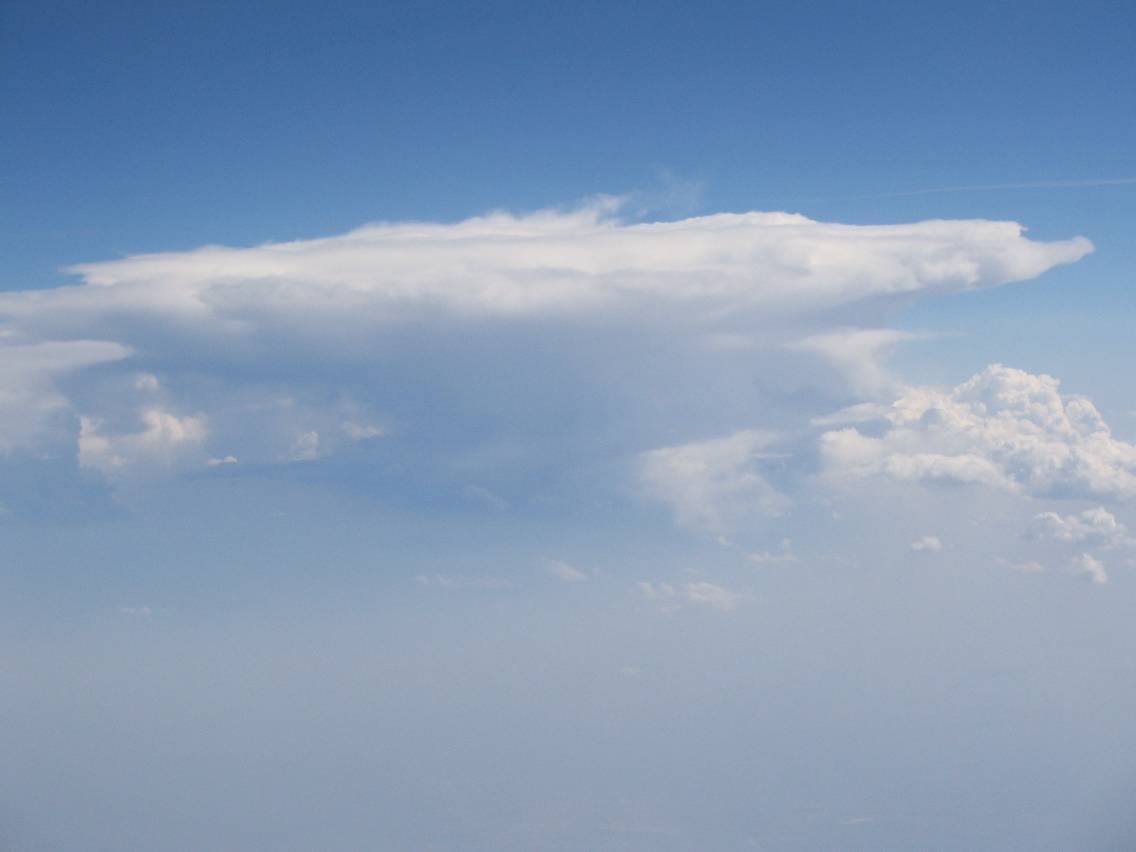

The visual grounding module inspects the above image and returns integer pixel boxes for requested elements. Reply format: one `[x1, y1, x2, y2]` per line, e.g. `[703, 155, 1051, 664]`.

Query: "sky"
[2, 1, 1135, 849]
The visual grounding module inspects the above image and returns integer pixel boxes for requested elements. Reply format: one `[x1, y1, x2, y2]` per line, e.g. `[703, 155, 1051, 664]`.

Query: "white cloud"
[683, 581, 739, 610]
[1020, 506, 1133, 584]
[78, 409, 208, 476]
[1030, 507, 1133, 548]
[287, 431, 321, 462]
[0, 203, 1093, 480]
[2, 204, 1089, 334]
[0, 340, 130, 454]
[543, 559, 588, 582]
[910, 535, 943, 552]
[1071, 552, 1108, 585]
[133, 373, 161, 392]
[637, 579, 740, 611]
[747, 537, 798, 565]
[638, 430, 790, 533]
[637, 581, 675, 601]
[820, 365, 1136, 500]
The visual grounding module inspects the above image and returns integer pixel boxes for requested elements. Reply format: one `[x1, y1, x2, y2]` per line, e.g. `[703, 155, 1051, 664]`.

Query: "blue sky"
[3, 2, 1136, 850]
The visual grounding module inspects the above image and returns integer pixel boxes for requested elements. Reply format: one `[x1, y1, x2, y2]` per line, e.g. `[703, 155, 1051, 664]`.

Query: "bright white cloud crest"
[2, 204, 1090, 335]
[821, 365, 1136, 500]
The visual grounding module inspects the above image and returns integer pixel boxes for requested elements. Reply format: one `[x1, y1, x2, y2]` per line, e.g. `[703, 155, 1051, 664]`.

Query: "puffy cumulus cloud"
[638, 430, 790, 533]
[78, 409, 208, 477]
[1030, 507, 1133, 549]
[1022, 507, 1134, 584]
[820, 365, 1136, 500]
[0, 202, 1091, 481]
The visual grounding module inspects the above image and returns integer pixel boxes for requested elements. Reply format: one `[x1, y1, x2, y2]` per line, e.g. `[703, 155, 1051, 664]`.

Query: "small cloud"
[1071, 552, 1108, 585]
[747, 537, 797, 566]
[543, 558, 587, 582]
[910, 535, 943, 552]
[287, 431, 320, 461]
[638, 579, 739, 611]
[1030, 507, 1132, 548]
[683, 581, 738, 611]
[133, 373, 160, 392]
[118, 605, 153, 618]
[79, 409, 208, 476]
[1003, 559, 1045, 574]
[637, 580, 673, 601]
[1021, 507, 1134, 583]
[637, 581, 680, 613]
[207, 455, 239, 466]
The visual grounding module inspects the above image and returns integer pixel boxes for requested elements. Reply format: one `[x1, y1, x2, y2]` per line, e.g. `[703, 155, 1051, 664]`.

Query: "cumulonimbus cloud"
[0, 202, 1092, 475]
